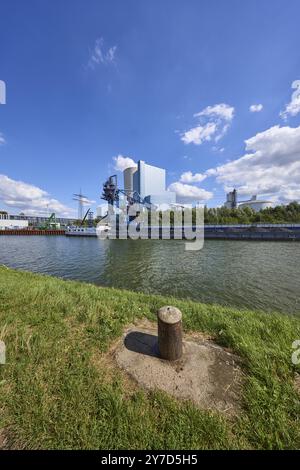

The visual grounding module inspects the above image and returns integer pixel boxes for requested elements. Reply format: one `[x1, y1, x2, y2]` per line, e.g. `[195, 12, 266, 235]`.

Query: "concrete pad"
[115, 326, 242, 415]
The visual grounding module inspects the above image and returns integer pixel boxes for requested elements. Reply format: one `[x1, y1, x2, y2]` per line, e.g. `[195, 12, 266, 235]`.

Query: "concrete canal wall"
[1, 225, 300, 240]
[203, 228, 300, 241]
[0, 229, 65, 236]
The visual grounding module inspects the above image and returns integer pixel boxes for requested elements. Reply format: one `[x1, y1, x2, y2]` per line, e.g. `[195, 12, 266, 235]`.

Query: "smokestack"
[123, 167, 137, 193]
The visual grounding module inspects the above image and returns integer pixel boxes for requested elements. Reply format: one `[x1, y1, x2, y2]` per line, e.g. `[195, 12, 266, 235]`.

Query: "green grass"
[0, 265, 300, 449]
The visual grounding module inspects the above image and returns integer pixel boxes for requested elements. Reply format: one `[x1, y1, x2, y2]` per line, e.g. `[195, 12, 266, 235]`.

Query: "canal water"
[0, 236, 299, 315]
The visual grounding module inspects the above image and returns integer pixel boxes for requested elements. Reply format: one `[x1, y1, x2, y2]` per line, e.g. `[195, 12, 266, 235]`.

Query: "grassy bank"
[0, 266, 299, 449]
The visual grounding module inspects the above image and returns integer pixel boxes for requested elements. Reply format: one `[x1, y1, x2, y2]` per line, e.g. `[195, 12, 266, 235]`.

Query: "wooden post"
[157, 306, 183, 361]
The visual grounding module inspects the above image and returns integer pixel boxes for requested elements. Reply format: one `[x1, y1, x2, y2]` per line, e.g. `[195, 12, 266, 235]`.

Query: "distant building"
[0, 211, 28, 229]
[224, 189, 238, 209]
[238, 195, 273, 212]
[224, 190, 273, 212]
[124, 160, 176, 207]
[96, 204, 108, 218]
[0, 211, 76, 228]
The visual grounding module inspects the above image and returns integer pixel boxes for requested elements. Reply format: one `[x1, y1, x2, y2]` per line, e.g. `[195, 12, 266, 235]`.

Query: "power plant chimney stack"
[232, 189, 237, 209]
[123, 167, 137, 195]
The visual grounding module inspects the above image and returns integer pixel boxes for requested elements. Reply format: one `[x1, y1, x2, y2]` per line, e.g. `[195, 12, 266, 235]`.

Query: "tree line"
[93, 201, 300, 226]
[202, 201, 300, 225]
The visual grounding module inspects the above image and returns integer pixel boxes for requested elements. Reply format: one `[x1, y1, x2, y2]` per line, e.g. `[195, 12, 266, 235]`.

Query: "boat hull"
[65, 226, 110, 237]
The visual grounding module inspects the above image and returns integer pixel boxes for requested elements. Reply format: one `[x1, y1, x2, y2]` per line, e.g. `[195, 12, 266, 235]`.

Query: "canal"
[0, 236, 299, 315]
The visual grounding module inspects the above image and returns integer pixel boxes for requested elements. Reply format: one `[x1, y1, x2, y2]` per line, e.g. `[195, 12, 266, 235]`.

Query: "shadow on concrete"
[124, 331, 159, 358]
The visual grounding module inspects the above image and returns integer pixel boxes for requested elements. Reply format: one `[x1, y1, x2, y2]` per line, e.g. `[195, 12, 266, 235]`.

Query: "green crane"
[39, 213, 60, 230]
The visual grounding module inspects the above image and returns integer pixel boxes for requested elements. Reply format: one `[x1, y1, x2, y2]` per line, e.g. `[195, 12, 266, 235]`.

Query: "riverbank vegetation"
[0, 266, 299, 449]
[203, 201, 300, 225]
[104, 201, 300, 228]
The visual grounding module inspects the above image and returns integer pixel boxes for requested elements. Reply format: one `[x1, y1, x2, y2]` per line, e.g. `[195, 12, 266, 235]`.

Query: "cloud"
[180, 171, 207, 183]
[106, 46, 117, 63]
[0, 133, 5, 145]
[280, 80, 300, 120]
[181, 103, 234, 145]
[0, 80, 5, 105]
[113, 155, 137, 172]
[88, 38, 117, 69]
[0, 174, 75, 216]
[181, 122, 217, 145]
[80, 197, 96, 206]
[212, 146, 225, 153]
[194, 103, 234, 121]
[206, 124, 300, 203]
[250, 104, 263, 113]
[168, 182, 213, 203]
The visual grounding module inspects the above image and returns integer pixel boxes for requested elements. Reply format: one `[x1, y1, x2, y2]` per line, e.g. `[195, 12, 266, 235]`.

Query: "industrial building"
[0, 211, 76, 229]
[101, 159, 177, 224]
[0, 212, 28, 230]
[96, 204, 108, 218]
[224, 190, 273, 212]
[238, 195, 274, 212]
[124, 160, 176, 207]
[224, 189, 238, 209]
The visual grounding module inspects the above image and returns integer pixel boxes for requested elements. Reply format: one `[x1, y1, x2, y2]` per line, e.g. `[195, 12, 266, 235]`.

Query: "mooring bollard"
[157, 306, 183, 361]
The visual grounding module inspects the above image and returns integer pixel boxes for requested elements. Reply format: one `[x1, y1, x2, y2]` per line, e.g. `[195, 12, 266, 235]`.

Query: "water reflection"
[0, 236, 299, 315]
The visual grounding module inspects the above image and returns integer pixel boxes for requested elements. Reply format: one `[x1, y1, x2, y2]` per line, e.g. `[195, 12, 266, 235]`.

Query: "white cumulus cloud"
[250, 104, 263, 113]
[181, 123, 217, 145]
[0, 133, 5, 145]
[206, 124, 300, 203]
[181, 103, 234, 145]
[180, 171, 207, 183]
[280, 80, 300, 120]
[168, 182, 213, 203]
[113, 155, 137, 172]
[194, 103, 235, 121]
[0, 174, 75, 216]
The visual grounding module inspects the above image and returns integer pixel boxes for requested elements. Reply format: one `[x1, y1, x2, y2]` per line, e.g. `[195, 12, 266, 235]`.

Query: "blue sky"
[0, 0, 300, 216]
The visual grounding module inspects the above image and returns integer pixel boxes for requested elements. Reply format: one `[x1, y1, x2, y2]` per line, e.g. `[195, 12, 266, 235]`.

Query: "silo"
[124, 167, 137, 193]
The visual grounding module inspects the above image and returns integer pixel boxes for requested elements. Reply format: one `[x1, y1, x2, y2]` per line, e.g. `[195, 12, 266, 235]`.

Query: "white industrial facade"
[0, 219, 28, 230]
[238, 199, 273, 212]
[125, 160, 176, 207]
[224, 191, 273, 212]
[0, 212, 75, 228]
[96, 204, 108, 218]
